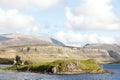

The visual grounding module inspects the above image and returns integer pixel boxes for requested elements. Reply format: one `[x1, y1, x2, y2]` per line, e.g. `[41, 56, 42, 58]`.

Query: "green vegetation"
[1, 59, 104, 74]
[2, 65, 28, 71]
[0, 58, 13, 64]
[80, 59, 102, 72]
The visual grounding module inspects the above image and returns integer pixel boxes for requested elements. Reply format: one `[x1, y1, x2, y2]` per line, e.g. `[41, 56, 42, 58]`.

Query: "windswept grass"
[1, 59, 103, 74]
[80, 59, 102, 72]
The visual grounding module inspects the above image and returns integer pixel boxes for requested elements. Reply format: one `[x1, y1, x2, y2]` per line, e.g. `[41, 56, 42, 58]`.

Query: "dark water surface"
[0, 64, 120, 80]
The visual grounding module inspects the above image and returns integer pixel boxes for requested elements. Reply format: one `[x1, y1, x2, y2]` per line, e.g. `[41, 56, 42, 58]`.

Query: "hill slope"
[84, 44, 120, 61]
[0, 45, 116, 64]
[0, 34, 64, 47]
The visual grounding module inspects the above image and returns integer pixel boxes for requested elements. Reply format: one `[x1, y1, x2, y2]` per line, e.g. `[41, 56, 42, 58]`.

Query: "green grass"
[2, 65, 28, 71]
[1, 59, 103, 74]
[80, 59, 102, 72]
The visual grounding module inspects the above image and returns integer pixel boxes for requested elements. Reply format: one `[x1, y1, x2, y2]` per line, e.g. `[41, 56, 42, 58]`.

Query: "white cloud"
[53, 31, 117, 46]
[65, 0, 120, 30]
[0, 8, 39, 34]
[0, 0, 64, 10]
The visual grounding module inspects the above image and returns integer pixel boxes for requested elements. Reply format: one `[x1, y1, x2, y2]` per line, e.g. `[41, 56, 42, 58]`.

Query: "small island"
[1, 59, 109, 74]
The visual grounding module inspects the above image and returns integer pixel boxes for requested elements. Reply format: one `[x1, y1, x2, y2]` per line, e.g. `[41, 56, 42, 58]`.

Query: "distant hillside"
[84, 44, 120, 61]
[0, 33, 64, 47]
[0, 45, 116, 64]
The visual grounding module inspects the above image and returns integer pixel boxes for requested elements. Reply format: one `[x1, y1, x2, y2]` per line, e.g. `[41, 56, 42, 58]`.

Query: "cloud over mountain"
[54, 0, 120, 46]
[53, 31, 118, 46]
[0, 0, 119, 47]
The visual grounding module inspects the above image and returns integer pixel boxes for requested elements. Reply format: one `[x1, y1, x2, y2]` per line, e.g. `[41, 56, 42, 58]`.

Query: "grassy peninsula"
[1, 59, 107, 74]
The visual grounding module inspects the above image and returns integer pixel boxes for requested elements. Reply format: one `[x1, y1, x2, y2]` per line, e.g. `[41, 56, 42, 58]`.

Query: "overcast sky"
[0, 0, 120, 46]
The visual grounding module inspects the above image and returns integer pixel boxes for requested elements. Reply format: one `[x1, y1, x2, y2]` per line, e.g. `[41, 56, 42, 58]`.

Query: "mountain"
[0, 34, 118, 64]
[0, 44, 115, 64]
[0, 33, 64, 47]
[84, 44, 120, 61]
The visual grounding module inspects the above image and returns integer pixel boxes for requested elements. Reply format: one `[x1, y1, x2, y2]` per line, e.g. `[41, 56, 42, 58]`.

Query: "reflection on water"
[0, 64, 120, 80]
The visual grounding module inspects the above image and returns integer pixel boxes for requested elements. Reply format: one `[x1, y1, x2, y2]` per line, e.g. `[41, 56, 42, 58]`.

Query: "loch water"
[0, 64, 120, 80]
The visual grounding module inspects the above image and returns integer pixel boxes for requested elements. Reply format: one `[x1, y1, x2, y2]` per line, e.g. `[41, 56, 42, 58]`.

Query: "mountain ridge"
[0, 33, 65, 47]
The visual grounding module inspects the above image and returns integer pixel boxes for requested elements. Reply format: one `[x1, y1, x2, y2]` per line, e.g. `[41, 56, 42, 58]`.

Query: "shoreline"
[0, 69, 113, 75]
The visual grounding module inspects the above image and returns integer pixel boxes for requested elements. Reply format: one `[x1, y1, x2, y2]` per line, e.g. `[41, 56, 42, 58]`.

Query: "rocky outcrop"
[51, 60, 83, 74]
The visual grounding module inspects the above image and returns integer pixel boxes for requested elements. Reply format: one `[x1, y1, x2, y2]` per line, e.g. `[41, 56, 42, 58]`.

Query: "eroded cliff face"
[0, 45, 116, 64]
[84, 44, 120, 62]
